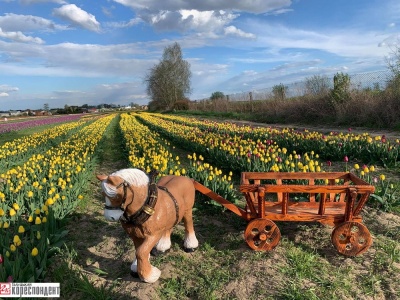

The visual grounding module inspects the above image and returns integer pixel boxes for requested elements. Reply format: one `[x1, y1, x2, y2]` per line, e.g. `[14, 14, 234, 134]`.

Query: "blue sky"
[0, 0, 399, 110]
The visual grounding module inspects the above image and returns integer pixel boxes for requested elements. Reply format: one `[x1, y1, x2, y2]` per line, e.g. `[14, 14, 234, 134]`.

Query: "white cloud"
[264, 8, 293, 16]
[0, 13, 67, 32]
[141, 9, 256, 39]
[105, 18, 142, 29]
[112, 1, 285, 37]
[0, 85, 19, 97]
[112, 0, 292, 14]
[0, 27, 44, 43]
[19, 0, 67, 4]
[224, 25, 255, 39]
[0, 40, 158, 77]
[0, 84, 19, 92]
[53, 4, 101, 32]
[142, 9, 237, 33]
[21, 0, 66, 4]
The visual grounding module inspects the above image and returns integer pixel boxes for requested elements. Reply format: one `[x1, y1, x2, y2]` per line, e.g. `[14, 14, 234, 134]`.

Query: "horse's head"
[96, 168, 149, 222]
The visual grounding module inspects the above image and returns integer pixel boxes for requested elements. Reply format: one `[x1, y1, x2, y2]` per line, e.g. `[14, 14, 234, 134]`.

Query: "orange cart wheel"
[331, 221, 372, 256]
[244, 218, 281, 251]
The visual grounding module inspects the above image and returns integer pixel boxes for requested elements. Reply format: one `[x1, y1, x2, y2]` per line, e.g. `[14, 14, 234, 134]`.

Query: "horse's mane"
[112, 168, 149, 186]
[101, 168, 149, 198]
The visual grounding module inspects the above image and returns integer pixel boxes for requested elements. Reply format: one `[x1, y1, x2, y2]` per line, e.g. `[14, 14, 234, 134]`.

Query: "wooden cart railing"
[193, 172, 375, 256]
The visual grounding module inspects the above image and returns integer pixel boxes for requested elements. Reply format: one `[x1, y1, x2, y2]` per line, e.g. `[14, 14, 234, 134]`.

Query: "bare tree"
[386, 44, 400, 93]
[304, 75, 331, 96]
[145, 42, 191, 110]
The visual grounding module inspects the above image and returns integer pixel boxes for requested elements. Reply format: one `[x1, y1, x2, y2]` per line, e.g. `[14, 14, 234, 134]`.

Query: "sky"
[0, 0, 399, 111]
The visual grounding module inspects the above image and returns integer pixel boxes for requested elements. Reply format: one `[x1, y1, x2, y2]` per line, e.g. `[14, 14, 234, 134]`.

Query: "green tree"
[145, 42, 191, 111]
[43, 103, 49, 111]
[272, 83, 287, 101]
[330, 72, 351, 104]
[210, 91, 225, 100]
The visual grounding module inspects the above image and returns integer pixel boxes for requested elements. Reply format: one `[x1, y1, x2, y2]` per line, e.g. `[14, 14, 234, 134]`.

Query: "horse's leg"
[130, 236, 144, 277]
[136, 234, 162, 283]
[151, 229, 172, 256]
[182, 209, 199, 252]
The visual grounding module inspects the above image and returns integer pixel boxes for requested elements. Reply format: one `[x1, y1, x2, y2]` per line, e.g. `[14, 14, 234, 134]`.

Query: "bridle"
[103, 170, 179, 226]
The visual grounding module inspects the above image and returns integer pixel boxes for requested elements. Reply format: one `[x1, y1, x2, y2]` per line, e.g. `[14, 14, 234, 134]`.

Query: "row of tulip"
[137, 113, 324, 174]
[156, 114, 400, 167]
[0, 119, 91, 172]
[0, 114, 83, 134]
[146, 113, 398, 211]
[119, 113, 240, 204]
[0, 114, 116, 282]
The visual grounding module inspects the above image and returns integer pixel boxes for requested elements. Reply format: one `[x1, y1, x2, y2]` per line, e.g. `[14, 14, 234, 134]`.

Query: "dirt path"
[61, 118, 163, 299]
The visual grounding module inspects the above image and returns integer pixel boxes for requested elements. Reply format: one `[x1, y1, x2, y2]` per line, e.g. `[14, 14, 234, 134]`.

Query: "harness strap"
[120, 170, 159, 225]
[157, 185, 180, 226]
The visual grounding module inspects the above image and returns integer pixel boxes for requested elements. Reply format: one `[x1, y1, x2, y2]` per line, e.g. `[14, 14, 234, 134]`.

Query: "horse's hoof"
[130, 271, 139, 278]
[151, 247, 170, 257]
[183, 247, 197, 253]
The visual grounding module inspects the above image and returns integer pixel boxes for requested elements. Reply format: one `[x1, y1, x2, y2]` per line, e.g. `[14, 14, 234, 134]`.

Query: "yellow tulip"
[380, 174, 385, 181]
[18, 226, 25, 233]
[35, 217, 41, 225]
[0, 208, 4, 216]
[12, 203, 20, 210]
[13, 235, 21, 246]
[10, 244, 16, 252]
[3, 222, 9, 229]
[31, 247, 39, 257]
[9, 208, 16, 217]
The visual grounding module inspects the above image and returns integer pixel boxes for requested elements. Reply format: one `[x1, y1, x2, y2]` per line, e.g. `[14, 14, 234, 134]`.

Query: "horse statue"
[96, 168, 199, 283]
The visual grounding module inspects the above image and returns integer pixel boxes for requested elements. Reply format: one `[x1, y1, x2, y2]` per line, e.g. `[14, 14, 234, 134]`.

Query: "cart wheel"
[331, 221, 372, 256]
[244, 218, 281, 251]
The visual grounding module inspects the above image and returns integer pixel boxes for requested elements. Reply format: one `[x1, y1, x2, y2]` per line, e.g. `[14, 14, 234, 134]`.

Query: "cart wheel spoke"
[331, 221, 372, 256]
[244, 218, 281, 251]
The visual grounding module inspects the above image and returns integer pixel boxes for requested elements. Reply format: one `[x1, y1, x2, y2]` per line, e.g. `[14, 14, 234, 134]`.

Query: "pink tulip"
[343, 156, 349, 162]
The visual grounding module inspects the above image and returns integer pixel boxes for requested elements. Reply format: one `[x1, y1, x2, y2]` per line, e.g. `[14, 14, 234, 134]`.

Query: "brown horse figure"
[96, 168, 198, 283]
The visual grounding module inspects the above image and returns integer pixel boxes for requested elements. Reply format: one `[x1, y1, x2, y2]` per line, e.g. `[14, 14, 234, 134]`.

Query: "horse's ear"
[96, 174, 107, 181]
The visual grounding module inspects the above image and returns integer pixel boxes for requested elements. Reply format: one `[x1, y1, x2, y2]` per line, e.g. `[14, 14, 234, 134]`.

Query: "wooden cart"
[193, 172, 375, 256]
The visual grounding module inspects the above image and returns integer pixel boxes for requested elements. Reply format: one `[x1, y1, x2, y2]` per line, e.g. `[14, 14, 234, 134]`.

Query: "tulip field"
[0, 112, 399, 299]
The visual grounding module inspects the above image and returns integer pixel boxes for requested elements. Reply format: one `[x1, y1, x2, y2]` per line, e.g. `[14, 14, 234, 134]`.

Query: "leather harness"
[105, 170, 180, 226]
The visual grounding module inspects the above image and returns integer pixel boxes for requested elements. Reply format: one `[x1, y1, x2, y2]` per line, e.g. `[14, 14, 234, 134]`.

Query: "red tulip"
[343, 156, 349, 162]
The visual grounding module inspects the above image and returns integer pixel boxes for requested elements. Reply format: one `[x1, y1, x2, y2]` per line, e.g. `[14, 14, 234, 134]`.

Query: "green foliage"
[272, 83, 287, 100]
[210, 91, 225, 100]
[330, 72, 351, 104]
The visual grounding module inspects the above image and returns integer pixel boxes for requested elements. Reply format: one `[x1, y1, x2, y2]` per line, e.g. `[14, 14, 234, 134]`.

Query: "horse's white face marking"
[104, 196, 124, 222]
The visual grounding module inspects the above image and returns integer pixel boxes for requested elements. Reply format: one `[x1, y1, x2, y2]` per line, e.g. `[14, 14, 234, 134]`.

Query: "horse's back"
[158, 175, 195, 202]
